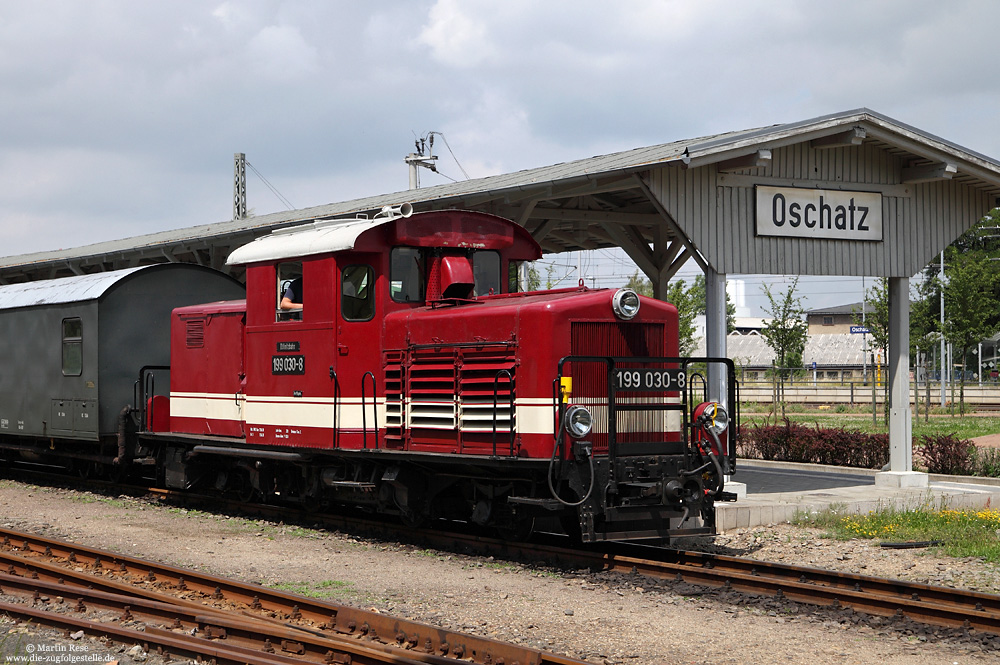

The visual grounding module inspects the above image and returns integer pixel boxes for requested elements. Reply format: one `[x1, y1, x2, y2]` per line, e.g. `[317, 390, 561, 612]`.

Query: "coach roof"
[0, 266, 147, 310]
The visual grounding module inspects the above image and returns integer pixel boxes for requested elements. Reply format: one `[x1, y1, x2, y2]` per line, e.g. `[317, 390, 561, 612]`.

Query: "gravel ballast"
[1, 479, 998, 665]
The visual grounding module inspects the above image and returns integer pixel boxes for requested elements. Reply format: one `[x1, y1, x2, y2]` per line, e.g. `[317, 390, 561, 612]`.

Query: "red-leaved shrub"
[917, 434, 974, 475]
[737, 418, 889, 469]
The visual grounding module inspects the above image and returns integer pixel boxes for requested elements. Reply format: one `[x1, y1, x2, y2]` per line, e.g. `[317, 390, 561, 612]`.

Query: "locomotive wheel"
[74, 460, 99, 480]
[496, 516, 535, 542]
[399, 509, 427, 529]
[231, 471, 259, 503]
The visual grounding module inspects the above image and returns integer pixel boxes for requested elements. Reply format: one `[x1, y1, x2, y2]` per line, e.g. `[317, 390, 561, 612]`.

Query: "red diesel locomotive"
[0, 205, 737, 541]
[149, 205, 738, 541]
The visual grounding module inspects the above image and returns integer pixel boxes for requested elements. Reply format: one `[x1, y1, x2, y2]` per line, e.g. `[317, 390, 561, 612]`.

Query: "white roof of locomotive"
[226, 215, 386, 266]
[0, 266, 146, 310]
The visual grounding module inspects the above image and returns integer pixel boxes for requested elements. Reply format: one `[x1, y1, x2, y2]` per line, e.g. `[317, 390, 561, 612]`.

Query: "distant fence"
[739, 377, 1000, 408]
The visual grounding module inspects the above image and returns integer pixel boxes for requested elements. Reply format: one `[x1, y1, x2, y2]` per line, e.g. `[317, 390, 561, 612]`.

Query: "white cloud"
[246, 25, 320, 81]
[1, 0, 999, 269]
[417, 0, 498, 68]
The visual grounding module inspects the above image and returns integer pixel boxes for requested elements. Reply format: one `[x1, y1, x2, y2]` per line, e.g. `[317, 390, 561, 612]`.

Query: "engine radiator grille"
[384, 345, 516, 453]
[570, 321, 673, 454]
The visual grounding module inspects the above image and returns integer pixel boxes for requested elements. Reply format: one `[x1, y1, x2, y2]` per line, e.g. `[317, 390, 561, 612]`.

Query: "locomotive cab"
[222, 206, 542, 454]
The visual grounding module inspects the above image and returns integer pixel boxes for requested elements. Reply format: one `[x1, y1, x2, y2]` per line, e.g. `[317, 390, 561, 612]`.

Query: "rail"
[0, 528, 589, 665]
[5, 467, 1000, 644]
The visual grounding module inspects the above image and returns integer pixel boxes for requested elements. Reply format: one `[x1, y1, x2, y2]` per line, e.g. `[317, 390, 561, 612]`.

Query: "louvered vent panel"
[459, 355, 515, 433]
[383, 351, 405, 445]
[407, 353, 457, 430]
[185, 319, 205, 348]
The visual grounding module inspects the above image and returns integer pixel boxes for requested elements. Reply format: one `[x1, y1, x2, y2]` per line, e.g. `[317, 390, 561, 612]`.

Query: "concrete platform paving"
[716, 459, 1000, 532]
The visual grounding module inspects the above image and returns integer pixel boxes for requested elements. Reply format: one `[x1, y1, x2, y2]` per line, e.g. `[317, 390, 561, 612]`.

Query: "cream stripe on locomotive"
[172, 392, 681, 436]
[170, 392, 244, 422]
[245, 396, 387, 430]
[570, 395, 684, 434]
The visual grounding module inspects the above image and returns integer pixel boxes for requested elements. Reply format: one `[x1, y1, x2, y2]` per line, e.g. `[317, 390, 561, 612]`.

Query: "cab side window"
[472, 251, 501, 296]
[277, 261, 303, 321]
[390, 247, 424, 303]
[342, 265, 374, 321]
[62, 318, 82, 376]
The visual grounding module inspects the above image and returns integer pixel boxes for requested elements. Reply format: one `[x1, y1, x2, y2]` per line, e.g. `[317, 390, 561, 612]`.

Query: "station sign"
[850, 325, 870, 334]
[755, 186, 882, 241]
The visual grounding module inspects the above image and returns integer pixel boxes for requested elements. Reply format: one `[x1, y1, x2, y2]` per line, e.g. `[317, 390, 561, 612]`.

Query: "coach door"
[334, 255, 381, 449]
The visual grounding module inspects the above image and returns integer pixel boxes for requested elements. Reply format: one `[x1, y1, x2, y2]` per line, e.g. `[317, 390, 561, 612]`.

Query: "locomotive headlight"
[564, 405, 593, 439]
[700, 402, 729, 435]
[612, 288, 640, 320]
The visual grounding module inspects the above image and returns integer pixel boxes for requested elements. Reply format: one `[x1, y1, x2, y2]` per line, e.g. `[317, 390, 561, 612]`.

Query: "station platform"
[715, 459, 1000, 532]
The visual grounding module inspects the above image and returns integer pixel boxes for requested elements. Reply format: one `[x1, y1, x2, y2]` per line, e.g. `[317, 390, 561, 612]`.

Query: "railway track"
[0, 528, 590, 665]
[4, 467, 1000, 647]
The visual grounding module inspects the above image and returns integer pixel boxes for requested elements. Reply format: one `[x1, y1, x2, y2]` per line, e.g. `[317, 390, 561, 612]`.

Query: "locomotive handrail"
[408, 340, 515, 351]
[133, 365, 170, 433]
[491, 369, 515, 457]
[361, 371, 379, 450]
[329, 367, 340, 449]
[687, 372, 708, 408]
[555, 355, 738, 463]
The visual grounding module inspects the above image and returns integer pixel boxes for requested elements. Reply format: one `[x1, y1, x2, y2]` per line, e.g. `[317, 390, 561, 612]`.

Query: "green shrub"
[972, 446, 1000, 478]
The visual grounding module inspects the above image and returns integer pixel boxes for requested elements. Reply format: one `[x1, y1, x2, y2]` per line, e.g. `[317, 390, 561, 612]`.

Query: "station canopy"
[3, 108, 1000, 285]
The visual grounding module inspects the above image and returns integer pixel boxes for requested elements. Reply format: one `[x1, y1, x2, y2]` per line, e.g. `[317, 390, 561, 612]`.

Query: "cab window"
[277, 261, 303, 321]
[342, 265, 374, 321]
[62, 317, 82, 376]
[472, 251, 501, 296]
[390, 247, 424, 303]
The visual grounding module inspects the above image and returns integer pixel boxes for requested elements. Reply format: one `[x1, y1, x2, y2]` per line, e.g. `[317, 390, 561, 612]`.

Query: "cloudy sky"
[2, 1, 998, 314]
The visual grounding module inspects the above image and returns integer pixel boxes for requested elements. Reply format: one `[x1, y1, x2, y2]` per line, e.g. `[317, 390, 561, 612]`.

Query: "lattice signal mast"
[233, 152, 247, 220]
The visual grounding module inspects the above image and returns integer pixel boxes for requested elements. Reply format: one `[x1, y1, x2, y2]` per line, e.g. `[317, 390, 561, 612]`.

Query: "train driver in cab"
[280, 276, 303, 312]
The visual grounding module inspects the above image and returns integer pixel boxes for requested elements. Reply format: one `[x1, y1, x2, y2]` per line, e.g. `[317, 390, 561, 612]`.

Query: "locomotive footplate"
[585, 506, 715, 541]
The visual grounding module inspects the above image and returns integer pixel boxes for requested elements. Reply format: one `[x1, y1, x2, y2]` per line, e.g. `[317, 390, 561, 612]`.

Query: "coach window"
[390, 247, 424, 303]
[62, 318, 83, 376]
[342, 265, 374, 321]
[277, 262, 303, 321]
[472, 251, 501, 296]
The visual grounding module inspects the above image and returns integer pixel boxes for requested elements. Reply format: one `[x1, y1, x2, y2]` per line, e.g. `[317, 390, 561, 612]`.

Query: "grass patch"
[269, 579, 359, 600]
[802, 506, 1000, 561]
[68, 494, 127, 508]
[757, 413, 1000, 441]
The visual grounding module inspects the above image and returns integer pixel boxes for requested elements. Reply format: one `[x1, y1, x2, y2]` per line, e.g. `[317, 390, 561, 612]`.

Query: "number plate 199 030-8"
[613, 368, 685, 392]
[272, 355, 305, 375]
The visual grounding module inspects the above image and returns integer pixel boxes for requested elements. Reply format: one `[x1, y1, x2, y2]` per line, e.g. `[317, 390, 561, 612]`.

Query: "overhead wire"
[246, 160, 295, 211]
[428, 131, 470, 180]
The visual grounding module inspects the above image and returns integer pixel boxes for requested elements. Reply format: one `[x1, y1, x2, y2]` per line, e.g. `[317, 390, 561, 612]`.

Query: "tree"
[526, 263, 541, 291]
[853, 278, 890, 423]
[691, 274, 737, 334]
[624, 271, 653, 296]
[625, 270, 739, 352]
[943, 251, 1000, 414]
[760, 277, 808, 414]
[909, 209, 1000, 412]
[625, 271, 698, 355]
